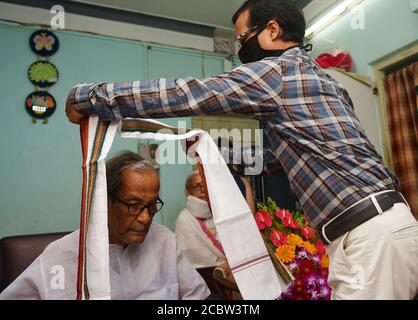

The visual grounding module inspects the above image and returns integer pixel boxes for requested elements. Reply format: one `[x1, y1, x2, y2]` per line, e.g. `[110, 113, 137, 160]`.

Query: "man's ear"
[266, 20, 281, 40]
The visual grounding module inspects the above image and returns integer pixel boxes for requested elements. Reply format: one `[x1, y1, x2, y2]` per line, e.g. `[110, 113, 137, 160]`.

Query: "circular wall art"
[25, 91, 56, 119]
[29, 29, 59, 57]
[28, 61, 59, 88]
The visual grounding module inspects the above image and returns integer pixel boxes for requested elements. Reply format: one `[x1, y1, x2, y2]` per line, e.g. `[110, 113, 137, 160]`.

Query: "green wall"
[146, 45, 224, 230]
[310, 0, 418, 75]
[0, 23, 225, 238]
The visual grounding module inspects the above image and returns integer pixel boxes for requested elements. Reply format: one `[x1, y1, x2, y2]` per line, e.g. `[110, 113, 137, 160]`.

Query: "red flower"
[282, 217, 299, 229]
[301, 226, 316, 240]
[316, 239, 326, 256]
[255, 211, 272, 230]
[320, 268, 329, 278]
[298, 260, 315, 275]
[270, 229, 288, 247]
[293, 281, 309, 300]
[289, 219, 299, 229]
[275, 209, 292, 220]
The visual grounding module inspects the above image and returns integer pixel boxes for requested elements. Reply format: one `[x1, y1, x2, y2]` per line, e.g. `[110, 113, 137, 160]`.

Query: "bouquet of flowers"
[256, 198, 331, 300]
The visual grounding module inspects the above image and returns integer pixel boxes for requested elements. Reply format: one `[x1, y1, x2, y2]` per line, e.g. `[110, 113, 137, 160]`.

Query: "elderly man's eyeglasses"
[190, 183, 205, 191]
[114, 197, 164, 216]
[234, 26, 259, 48]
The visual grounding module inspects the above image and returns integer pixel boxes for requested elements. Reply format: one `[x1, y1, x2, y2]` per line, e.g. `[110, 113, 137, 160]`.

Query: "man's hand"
[216, 262, 236, 284]
[65, 95, 85, 124]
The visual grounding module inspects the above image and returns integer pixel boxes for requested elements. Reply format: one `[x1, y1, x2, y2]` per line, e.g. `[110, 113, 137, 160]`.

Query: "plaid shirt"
[68, 47, 398, 228]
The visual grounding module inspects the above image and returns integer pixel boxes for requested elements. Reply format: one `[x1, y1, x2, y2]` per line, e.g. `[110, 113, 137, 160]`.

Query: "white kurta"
[0, 223, 210, 300]
[175, 208, 226, 268]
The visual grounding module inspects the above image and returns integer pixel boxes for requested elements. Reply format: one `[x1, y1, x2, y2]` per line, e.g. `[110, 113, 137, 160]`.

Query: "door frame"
[371, 41, 418, 170]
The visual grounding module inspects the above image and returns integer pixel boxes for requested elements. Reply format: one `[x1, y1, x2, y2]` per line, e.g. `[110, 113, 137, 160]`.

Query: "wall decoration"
[29, 29, 59, 57]
[26, 28, 60, 124]
[25, 91, 57, 120]
[214, 37, 233, 55]
[28, 61, 59, 88]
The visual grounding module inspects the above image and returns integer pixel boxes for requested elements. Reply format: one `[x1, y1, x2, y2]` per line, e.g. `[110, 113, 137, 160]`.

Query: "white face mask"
[185, 195, 211, 219]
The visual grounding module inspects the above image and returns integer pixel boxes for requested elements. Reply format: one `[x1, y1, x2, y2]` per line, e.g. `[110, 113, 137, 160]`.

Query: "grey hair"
[185, 170, 200, 190]
[106, 150, 157, 199]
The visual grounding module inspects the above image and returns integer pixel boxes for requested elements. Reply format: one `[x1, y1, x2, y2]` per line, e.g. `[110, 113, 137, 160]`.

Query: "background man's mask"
[186, 195, 211, 219]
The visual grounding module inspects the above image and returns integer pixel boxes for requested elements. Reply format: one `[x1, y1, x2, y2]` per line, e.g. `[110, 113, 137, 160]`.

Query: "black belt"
[319, 191, 407, 244]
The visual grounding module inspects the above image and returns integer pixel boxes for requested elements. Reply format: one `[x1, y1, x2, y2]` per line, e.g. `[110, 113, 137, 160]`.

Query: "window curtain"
[383, 61, 418, 218]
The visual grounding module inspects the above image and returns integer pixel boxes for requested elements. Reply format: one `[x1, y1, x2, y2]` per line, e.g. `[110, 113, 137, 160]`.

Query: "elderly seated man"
[175, 171, 227, 269]
[175, 170, 256, 270]
[0, 151, 210, 300]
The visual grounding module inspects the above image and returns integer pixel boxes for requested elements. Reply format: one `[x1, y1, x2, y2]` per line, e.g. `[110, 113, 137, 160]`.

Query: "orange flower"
[275, 245, 296, 263]
[287, 233, 304, 249]
[321, 254, 330, 269]
[303, 241, 317, 255]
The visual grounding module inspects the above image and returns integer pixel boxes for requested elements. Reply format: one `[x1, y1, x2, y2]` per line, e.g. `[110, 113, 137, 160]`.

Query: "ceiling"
[71, 0, 316, 30]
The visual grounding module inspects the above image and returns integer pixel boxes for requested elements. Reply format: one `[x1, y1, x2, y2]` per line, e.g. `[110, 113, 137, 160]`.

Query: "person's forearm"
[67, 79, 256, 120]
[242, 177, 257, 215]
[66, 62, 282, 121]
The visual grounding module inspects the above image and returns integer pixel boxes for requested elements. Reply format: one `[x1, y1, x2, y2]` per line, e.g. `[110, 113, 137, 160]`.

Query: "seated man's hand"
[214, 262, 242, 300]
[65, 96, 85, 124]
[216, 262, 236, 284]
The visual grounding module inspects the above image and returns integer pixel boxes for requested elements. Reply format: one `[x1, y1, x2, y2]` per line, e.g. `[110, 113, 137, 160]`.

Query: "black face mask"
[238, 31, 312, 64]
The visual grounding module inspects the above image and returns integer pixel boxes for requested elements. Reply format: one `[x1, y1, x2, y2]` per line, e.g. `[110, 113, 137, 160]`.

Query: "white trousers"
[326, 202, 418, 300]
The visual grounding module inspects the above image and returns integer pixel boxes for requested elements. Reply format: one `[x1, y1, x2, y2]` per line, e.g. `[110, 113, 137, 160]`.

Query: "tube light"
[305, 0, 356, 37]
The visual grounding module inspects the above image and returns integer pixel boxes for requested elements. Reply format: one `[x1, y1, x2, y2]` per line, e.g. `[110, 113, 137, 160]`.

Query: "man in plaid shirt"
[66, 0, 418, 300]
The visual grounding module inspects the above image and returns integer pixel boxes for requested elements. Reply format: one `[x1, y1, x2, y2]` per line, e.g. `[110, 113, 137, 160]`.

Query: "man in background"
[175, 171, 227, 269]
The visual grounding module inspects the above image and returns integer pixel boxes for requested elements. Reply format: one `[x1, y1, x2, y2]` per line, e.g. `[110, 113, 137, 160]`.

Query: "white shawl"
[78, 116, 290, 300]
[175, 207, 226, 268]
